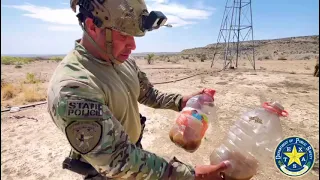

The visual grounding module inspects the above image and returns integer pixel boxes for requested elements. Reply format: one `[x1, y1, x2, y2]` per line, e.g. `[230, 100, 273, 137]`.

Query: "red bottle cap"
[262, 102, 288, 117]
[203, 89, 216, 99]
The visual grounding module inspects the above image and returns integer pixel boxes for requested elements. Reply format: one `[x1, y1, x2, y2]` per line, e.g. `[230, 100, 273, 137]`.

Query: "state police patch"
[66, 100, 103, 119]
[65, 121, 102, 154]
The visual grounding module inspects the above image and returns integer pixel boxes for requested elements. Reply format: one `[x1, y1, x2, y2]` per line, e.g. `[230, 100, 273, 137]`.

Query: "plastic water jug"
[210, 101, 288, 180]
[169, 89, 216, 152]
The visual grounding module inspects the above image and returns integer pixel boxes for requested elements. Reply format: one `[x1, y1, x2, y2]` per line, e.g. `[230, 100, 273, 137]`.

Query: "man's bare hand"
[181, 88, 215, 110]
[195, 161, 231, 180]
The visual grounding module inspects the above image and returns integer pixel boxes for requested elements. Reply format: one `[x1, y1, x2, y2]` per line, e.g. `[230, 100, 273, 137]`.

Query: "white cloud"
[192, 0, 215, 11]
[146, 0, 214, 27]
[3, 1, 214, 30]
[3, 3, 78, 25]
[165, 15, 196, 27]
[147, 3, 212, 20]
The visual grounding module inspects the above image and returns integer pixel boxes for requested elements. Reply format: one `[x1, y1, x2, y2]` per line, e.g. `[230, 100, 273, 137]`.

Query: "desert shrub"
[171, 59, 179, 64]
[264, 55, 271, 60]
[1, 83, 16, 100]
[49, 56, 63, 62]
[15, 64, 22, 68]
[200, 54, 207, 62]
[181, 55, 190, 60]
[34, 57, 47, 60]
[23, 86, 46, 102]
[25, 73, 41, 84]
[258, 55, 271, 60]
[146, 54, 155, 64]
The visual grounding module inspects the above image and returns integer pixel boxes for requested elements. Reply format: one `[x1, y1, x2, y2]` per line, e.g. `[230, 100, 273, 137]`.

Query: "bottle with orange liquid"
[169, 89, 216, 153]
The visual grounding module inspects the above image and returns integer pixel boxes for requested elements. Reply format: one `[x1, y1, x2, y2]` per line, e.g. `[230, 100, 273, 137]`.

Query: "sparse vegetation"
[258, 55, 272, 60]
[146, 53, 155, 64]
[171, 59, 179, 64]
[15, 64, 22, 68]
[1, 56, 34, 65]
[1, 83, 17, 100]
[200, 54, 207, 62]
[23, 85, 46, 102]
[25, 73, 41, 84]
[1, 81, 47, 105]
[48, 56, 63, 62]
[1, 56, 64, 65]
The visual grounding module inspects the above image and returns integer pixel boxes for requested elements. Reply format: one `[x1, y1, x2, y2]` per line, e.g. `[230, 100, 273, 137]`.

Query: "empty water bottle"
[169, 89, 216, 152]
[210, 101, 288, 180]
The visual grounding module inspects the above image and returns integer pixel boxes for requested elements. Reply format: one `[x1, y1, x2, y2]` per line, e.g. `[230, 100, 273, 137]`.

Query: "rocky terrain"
[181, 35, 319, 61]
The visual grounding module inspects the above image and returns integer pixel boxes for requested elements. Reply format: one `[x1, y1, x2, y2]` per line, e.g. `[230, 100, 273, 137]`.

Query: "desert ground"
[1, 54, 319, 180]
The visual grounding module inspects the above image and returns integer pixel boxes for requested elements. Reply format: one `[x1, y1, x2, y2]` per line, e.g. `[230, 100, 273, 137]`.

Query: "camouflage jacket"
[47, 40, 195, 179]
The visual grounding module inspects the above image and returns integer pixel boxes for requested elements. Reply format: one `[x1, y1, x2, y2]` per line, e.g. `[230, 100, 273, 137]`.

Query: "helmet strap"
[105, 28, 122, 65]
[78, 21, 122, 65]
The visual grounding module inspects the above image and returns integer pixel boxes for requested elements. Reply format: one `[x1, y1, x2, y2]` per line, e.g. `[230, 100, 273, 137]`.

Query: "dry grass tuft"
[1, 82, 47, 106]
[23, 85, 46, 102]
[1, 83, 17, 100]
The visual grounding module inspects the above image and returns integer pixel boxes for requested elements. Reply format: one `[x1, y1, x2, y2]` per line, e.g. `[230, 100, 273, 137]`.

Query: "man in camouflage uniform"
[47, 0, 230, 179]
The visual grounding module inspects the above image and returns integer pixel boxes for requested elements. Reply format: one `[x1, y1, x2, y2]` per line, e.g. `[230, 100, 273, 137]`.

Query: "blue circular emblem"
[274, 136, 315, 177]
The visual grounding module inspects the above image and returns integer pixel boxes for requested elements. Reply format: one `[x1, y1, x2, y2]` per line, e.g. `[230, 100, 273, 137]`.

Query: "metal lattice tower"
[210, 0, 255, 70]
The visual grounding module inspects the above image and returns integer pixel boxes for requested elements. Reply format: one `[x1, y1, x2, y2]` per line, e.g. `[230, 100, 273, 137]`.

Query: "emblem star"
[284, 145, 306, 166]
[77, 132, 93, 147]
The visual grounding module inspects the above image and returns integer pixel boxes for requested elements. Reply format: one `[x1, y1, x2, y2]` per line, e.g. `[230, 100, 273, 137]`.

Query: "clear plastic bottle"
[210, 101, 288, 180]
[169, 89, 216, 153]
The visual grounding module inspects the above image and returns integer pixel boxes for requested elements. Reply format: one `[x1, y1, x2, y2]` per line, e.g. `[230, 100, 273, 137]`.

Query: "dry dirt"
[1, 58, 319, 180]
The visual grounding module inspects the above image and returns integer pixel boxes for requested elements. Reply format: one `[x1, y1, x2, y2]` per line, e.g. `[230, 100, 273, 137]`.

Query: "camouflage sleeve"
[55, 80, 195, 179]
[133, 61, 183, 112]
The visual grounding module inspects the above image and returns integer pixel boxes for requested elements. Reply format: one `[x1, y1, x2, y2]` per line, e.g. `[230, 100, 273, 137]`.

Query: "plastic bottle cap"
[203, 89, 216, 98]
[262, 101, 288, 117]
[270, 102, 284, 111]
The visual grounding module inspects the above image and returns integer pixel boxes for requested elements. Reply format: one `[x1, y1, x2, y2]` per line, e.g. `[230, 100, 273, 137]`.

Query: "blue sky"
[1, 0, 319, 55]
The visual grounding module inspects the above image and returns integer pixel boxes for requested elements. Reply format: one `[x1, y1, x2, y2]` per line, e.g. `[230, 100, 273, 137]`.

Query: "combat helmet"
[70, 0, 168, 64]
